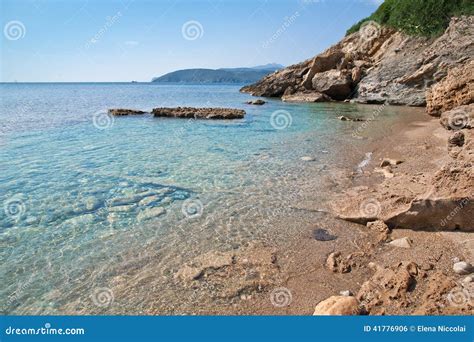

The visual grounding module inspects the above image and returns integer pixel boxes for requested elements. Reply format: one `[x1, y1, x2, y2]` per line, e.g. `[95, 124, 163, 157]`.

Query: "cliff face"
[241, 17, 474, 108]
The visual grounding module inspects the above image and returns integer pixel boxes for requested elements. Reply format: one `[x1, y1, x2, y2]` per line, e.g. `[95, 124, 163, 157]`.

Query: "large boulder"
[426, 61, 474, 117]
[302, 48, 345, 89]
[311, 70, 353, 100]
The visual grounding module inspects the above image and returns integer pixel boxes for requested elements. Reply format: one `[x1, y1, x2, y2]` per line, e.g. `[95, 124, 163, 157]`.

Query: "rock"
[174, 242, 281, 299]
[440, 104, 474, 130]
[338, 116, 364, 122]
[448, 131, 465, 147]
[426, 60, 474, 116]
[357, 262, 416, 314]
[351, 67, 362, 83]
[462, 275, 473, 283]
[302, 49, 345, 89]
[396, 62, 436, 85]
[108, 108, 146, 115]
[108, 204, 135, 212]
[137, 207, 166, 221]
[453, 261, 473, 275]
[313, 295, 360, 315]
[138, 195, 160, 206]
[374, 167, 394, 178]
[301, 156, 315, 162]
[326, 252, 351, 273]
[241, 17, 473, 107]
[388, 237, 412, 248]
[311, 69, 353, 100]
[152, 107, 245, 120]
[339, 290, 352, 297]
[367, 220, 390, 242]
[312, 228, 337, 241]
[246, 99, 266, 105]
[380, 158, 403, 167]
[282, 92, 330, 103]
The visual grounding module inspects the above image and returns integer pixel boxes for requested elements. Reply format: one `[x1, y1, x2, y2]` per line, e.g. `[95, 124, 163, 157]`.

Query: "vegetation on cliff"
[347, 0, 474, 36]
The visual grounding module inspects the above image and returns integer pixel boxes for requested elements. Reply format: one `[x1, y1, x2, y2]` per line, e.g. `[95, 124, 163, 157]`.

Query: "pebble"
[301, 156, 315, 162]
[339, 290, 352, 296]
[453, 261, 473, 275]
[462, 276, 473, 283]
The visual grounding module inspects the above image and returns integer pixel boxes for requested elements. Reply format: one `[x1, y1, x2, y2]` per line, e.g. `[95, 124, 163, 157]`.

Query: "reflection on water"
[0, 83, 425, 314]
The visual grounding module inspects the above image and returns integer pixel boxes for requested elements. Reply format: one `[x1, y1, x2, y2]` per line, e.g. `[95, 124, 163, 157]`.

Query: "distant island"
[151, 63, 283, 84]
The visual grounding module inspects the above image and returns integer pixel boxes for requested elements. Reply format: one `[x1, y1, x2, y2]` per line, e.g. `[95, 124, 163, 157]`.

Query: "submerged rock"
[137, 207, 166, 221]
[152, 107, 245, 119]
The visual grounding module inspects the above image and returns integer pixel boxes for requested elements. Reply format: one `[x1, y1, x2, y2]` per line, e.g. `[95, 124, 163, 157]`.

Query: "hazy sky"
[0, 0, 381, 82]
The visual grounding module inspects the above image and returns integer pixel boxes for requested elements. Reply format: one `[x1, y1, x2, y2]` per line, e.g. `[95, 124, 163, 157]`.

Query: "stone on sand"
[313, 295, 360, 315]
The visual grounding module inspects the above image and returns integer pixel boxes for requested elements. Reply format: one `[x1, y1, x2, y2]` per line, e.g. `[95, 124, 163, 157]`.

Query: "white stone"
[301, 156, 315, 161]
[388, 237, 412, 248]
[453, 261, 473, 275]
[461, 276, 473, 283]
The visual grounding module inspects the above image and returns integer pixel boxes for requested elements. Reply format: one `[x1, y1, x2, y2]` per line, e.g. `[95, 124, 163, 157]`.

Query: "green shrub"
[346, 0, 474, 37]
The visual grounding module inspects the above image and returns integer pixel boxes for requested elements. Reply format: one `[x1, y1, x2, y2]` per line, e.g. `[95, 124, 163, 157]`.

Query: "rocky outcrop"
[152, 107, 245, 119]
[426, 61, 474, 116]
[241, 16, 474, 107]
[108, 108, 147, 115]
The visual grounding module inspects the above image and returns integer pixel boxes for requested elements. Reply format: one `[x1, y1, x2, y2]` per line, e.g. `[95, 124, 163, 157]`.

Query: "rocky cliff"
[241, 16, 473, 108]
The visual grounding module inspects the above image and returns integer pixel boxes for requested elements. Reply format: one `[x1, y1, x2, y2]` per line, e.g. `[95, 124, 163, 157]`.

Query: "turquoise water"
[0, 83, 419, 314]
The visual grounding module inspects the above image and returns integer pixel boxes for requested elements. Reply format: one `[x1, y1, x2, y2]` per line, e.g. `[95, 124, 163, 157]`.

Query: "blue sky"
[0, 0, 381, 82]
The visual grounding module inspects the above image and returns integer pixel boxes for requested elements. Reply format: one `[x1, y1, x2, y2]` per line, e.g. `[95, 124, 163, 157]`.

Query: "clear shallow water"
[0, 83, 421, 314]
